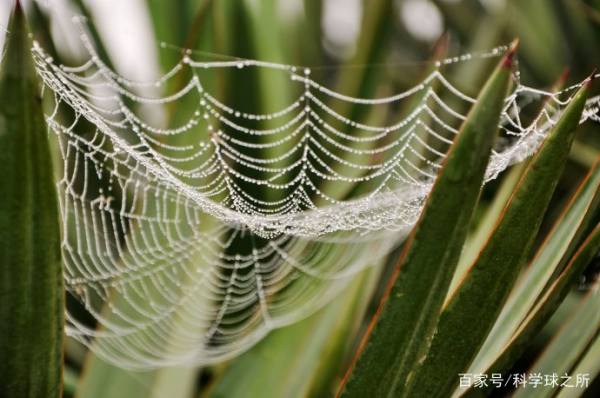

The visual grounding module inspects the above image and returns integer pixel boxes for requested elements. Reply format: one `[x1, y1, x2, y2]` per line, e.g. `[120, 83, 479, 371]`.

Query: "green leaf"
[407, 79, 590, 398]
[507, 0, 566, 83]
[555, 332, 600, 398]
[299, 0, 323, 67]
[449, 67, 570, 294]
[513, 284, 600, 398]
[468, 158, 600, 374]
[76, 358, 156, 398]
[64, 366, 79, 397]
[78, 350, 197, 398]
[448, 162, 526, 298]
[431, 0, 485, 41]
[434, 1, 502, 95]
[333, 0, 394, 103]
[463, 222, 600, 397]
[339, 45, 514, 398]
[146, 0, 197, 70]
[0, 5, 64, 398]
[561, 0, 600, 67]
[570, 140, 600, 169]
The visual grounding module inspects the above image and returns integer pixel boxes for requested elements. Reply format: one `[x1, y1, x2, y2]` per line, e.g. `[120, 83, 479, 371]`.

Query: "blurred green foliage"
[1, 0, 599, 397]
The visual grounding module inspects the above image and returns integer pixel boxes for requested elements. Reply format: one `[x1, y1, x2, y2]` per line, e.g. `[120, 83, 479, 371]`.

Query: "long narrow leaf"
[468, 158, 600, 373]
[407, 79, 590, 398]
[463, 222, 600, 397]
[513, 284, 600, 398]
[0, 5, 63, 397]
[448, 162, 526, 299]
[338, 44, 515, 398]
[555, 331, 600, 398]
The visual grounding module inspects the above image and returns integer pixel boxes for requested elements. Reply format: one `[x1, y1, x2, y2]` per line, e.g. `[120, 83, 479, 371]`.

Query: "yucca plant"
[339, 49, 598, 398]
[0, 4, 63, 398]
[0, 1, 598, 398]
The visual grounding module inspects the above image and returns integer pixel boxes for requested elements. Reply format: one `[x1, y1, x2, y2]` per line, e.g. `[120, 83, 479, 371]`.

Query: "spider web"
[31, 28, 600, 369]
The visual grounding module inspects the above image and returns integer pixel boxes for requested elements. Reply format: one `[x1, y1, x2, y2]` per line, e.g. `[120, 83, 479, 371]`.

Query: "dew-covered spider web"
[31, 23, 600, 369]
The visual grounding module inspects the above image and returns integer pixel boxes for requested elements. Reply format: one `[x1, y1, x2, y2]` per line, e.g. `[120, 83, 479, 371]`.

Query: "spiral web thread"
[31, 27, 600, 369]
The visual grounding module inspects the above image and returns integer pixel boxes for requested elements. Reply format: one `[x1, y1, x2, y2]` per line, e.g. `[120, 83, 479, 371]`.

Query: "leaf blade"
[0, 5, 63, 397]
[406, 79, 590, 398]
[555, 333, 600, 398]
[339, 46, 514, 398]
[468, 157, 600, 374]
[462, 222, 600, 397]
[512, 284, 600, 398]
